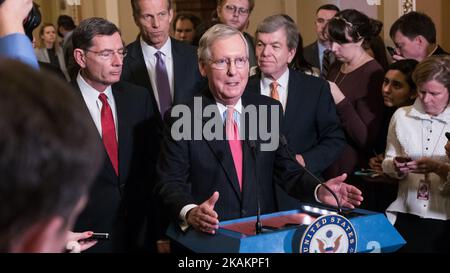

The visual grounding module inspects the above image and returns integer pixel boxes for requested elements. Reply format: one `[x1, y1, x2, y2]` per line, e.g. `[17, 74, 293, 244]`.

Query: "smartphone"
[446, 132, 450, 140]
[82, 233, 110, 241]
[386, 46, 396, 57]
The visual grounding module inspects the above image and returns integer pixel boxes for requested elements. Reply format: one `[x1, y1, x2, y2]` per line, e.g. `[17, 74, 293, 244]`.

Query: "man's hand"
[186, 192, 220, 234]
[0, 0, 33, 36]
[445, 140, 450, 158]
[318, 174, 363, 209]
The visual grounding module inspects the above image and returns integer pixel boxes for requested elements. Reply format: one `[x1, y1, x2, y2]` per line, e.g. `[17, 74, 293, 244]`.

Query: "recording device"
[386, 46, 396, 57]
[279, 135, 343, 215]
[446, 132, 450, 140]
[82, 233, 110, 241]
[0, 0, 41, 41]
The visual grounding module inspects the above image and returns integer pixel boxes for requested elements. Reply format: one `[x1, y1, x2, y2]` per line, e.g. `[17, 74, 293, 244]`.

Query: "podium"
[167, 204, 405, 253]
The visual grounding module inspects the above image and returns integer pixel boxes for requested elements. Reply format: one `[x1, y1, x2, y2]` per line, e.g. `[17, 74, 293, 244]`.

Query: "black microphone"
[279, 135, 343, 215]
[248, 140, 263, 234]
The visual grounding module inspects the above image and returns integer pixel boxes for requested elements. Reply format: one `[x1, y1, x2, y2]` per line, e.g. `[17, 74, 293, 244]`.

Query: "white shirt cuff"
[179, 204, 198, 232]
[314, 184, 322, 203]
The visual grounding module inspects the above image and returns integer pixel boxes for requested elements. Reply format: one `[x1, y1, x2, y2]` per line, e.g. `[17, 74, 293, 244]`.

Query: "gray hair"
[255, 14, 299, 51]
[197, 24, 248, 63]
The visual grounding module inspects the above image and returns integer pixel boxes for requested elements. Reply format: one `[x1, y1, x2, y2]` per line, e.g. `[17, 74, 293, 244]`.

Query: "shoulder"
[115, 81, 149, 98]
[242, 89, 281, 107]
[171, 38, 197, 55]
[290, 69, 328, 90]
[304, 42, 317, 51]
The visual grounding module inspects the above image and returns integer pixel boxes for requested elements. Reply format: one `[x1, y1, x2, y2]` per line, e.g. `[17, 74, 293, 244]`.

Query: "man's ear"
[199, 62, 207, 77]
[415, 35, 428, 48]
[11, 217, 66, 253]
[73, 48, 87, 69]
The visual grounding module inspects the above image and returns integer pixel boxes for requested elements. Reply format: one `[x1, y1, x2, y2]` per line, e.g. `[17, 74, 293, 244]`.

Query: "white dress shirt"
[382, 99, 450, 223]
[260, 68, 290, 110]
[140, 37, 174, 113]
[77, 73, 118, 140]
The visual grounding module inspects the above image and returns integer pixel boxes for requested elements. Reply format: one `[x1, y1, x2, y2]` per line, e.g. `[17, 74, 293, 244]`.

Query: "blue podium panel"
[167, 206, 405, 253]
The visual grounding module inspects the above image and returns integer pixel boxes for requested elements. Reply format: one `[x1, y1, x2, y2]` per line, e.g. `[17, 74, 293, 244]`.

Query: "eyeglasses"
[85, 48, 128, 60]
[209, 57, 248, 70]
[223, 4, 250, 16]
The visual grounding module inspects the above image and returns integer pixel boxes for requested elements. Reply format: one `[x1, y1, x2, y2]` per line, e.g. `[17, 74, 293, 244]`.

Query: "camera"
[0, 0, 41, 41]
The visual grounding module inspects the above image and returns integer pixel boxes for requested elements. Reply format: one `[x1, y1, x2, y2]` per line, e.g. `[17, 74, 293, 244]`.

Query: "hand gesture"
[186, 192, 220, 234]
[318, 174, 363, 209]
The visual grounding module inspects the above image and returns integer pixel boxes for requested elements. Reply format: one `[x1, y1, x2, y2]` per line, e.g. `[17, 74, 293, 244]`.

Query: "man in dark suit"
[123, 0, 205, 120]
[303, 4, 339, 77]
[156, 24, 362, 237]
[246, 14, 346, 211]
[71, 17, 156, 252]
[123, 0, 206, 252]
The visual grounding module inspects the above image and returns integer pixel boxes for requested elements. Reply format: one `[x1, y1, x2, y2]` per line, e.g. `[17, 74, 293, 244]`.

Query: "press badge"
[417, 175, 430, 201]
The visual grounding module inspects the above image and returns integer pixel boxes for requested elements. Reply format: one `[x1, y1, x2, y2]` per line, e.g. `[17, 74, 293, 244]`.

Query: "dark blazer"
[246, 69, 346, 210]
[121, 37, 206, 120]
[72, 80, 157, 252]
[156, 89, 321, 223]
[303, 41, 321, 70]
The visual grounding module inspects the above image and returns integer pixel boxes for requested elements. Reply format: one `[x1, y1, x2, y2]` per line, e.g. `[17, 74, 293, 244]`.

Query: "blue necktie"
[155, 51, 172, 118]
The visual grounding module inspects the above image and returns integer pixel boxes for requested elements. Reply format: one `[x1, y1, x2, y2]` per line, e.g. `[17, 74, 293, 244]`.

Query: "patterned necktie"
[99, 93, 119, 176]
[321, 49, 332, 79]
[155, 51, 173, 118]
[270, 81, 280, 102]
[226, 106, 243, 191]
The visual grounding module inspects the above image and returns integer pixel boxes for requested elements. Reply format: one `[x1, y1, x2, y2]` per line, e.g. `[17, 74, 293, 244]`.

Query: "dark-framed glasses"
[224, 4, 249, 16]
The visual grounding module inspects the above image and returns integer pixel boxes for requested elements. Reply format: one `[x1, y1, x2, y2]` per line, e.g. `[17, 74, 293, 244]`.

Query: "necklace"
[333, 70, 347, 86]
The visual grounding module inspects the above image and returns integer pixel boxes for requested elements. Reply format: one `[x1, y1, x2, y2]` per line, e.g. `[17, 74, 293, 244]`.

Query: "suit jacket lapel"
[112, 84, 128, 181]
[283, 69, 301, 132]
[171, 38, 187, 104]
[128, 38, 161, 118]
[201, 91, 242, 199]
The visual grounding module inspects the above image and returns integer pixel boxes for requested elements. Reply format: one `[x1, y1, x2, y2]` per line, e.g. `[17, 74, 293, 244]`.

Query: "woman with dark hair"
[382, 55, 450, 252]
[324, 9, 385, 179]
[360, 59, 418, 213]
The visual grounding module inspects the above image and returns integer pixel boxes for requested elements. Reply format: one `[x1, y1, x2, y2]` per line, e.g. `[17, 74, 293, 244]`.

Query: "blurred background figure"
[172, 12, 200, 45]
[382, 55, 450, 253]
[0, 59, 102, 253]
[35, 23, 70, 81]
[304, 4, 340, 78]
[57, 15, 77, 78]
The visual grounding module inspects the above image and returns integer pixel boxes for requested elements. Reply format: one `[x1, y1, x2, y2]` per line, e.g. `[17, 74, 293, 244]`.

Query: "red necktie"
[226, 106, 243, 191]
[99, 93, 119, 176]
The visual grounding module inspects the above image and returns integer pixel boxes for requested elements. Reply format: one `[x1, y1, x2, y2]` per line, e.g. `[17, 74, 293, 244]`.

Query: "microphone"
[279, 135, 343, 215]
[248, 140, 263, 234]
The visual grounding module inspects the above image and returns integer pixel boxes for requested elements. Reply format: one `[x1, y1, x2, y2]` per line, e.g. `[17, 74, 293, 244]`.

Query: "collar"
[408, 98, 450, 123]
[261, 68, 290, 90]
[217, 99, 243, 123]
[140, 37, 172, 59]
[76, 72, 113, 101]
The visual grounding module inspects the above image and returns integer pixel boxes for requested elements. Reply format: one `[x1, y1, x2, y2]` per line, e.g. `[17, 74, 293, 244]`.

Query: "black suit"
[246, 69, 346, 210]
[156, 89, 321, 224]
[73, 81, 157, 252]
[121, 37, 206, 119]
[304, 41, 321, 70]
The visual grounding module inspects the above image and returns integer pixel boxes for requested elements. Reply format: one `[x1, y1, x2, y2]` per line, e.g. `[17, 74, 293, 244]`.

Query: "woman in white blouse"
[382, 55, 450, 253]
